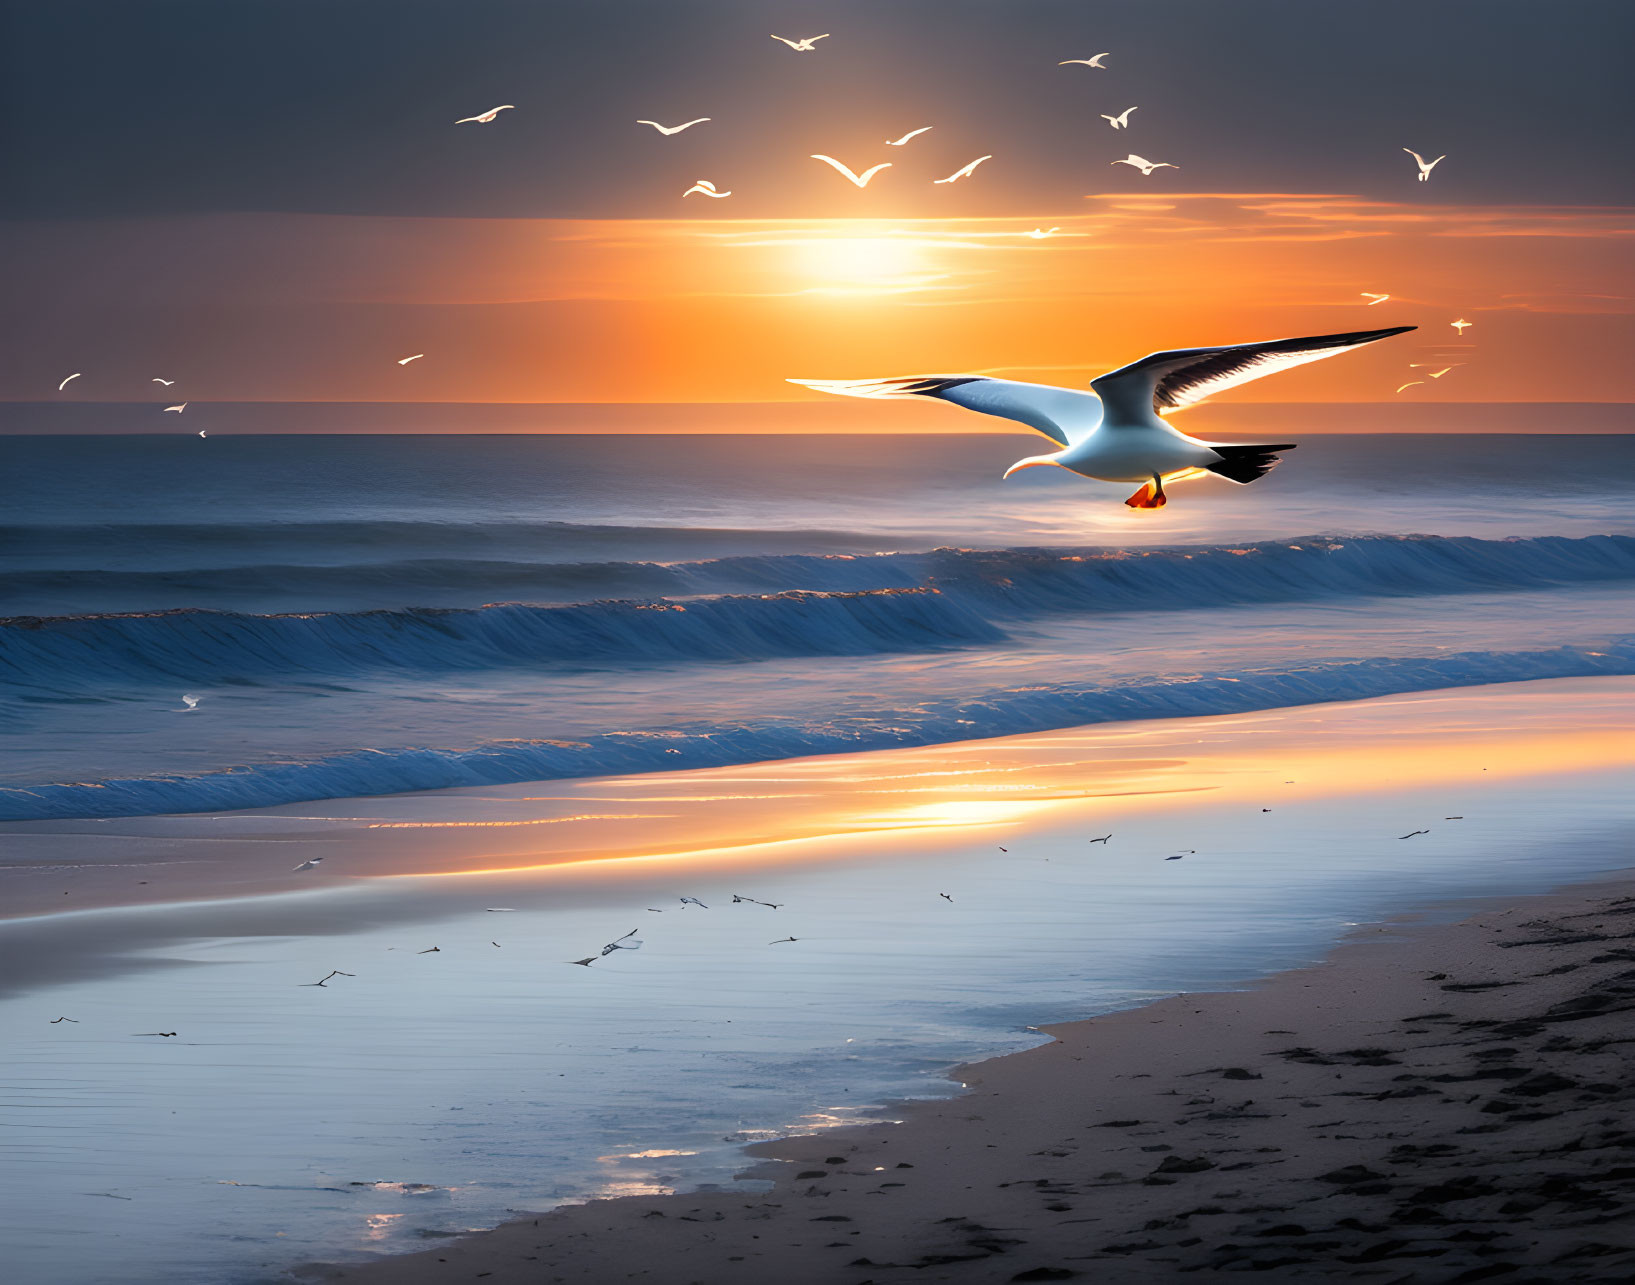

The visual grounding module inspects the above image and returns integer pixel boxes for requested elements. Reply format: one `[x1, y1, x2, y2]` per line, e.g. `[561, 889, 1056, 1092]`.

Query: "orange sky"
[11, 193, 1635, 411]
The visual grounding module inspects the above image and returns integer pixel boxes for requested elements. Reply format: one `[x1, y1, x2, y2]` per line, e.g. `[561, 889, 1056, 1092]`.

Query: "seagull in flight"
[152, 377, 176, 385]
[51, 1017, 79, 1024]
[771, 34, 828, 51]
[679, 896, 708, 909]
[1090, 835, 1112, 843]
[1060, 53, 1110, 68]
[790, 326, 1413, 509]
[397, 354, 424, 365]
[570, 929, 643, 965]
[455, 105, 514, 124]
[683, 179, 731, 198]
[179, 693, 201, 711]
[885, 126, 933, 147]
[1112, 154, 1177, 175]
[1451, 317, 1473, 334]
[164, 403, 187, 413]
[1395, 380, 1424, 393]
[302, 970, 354, 988]
[810, 154, 892, 187]
[1100, 107, 1137, 129]
[1024, 227, 1063, 239]
[58, 373, 81, 391]
[731, 894, 782, 909]
[637, 118, 710, 135]
[292, 857, 324, 872]
[1360, 292, 1390, 306]
[1403, 148, 1445, 181]
[1417, 366, 1456, 378]
[197, 430, 207, 438]
[933, 155, 992, 184]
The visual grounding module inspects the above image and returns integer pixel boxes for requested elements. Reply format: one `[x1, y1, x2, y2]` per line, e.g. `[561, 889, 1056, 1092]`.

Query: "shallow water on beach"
[2, 681, 1633, 1284]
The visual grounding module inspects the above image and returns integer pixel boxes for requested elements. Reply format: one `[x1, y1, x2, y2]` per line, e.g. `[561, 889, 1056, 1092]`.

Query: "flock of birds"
[47, 806, 1470, 1031]
[50, 31, 1470, 462]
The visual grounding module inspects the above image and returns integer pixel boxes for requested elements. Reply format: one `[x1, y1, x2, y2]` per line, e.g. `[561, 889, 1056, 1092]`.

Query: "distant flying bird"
[1399, 829, 1429, 839]
[769, 937, 798, 944]
[485, 908, 516, 912]
[731, 894, 782, 909]
[1089, 835, 1112, 843]
[292, 857, 324, 872]
[683, 179, 731, 198]
[790, 325, 1413, 509]
[637, 118, 710, 135]
[417, 946, 440, 954]
[197, 430, 207, 438]
[933, 155, 992, 184]
[50, 1017, 79, 1024]
[180, 693, 201, 711]
[600, 929, 642, 956]
[58, 373, 81, 391]
[939, 893, 953, 902]
[679, 896, 708, 909]
[1451, 317, 1473, 334]
[1100, 107, 1137, 129]
[1403, 148, 1445, 181]
[1024, 227, 1063, 239]
[810, 154, 892, 187]
[1395, 380, 1424, 393]
[455, 105, 514, 124]
[1060, 53, 1110, 68]
[1361, 292, 1390, 306]
[771, 34, 828, 51]
[152, 377, 175, 385]
[135, 1031, 179, 1037]
[397, 354, 424, 365]
[1420, 366, 1455, 379]
[1112, 154, 1177, 175]
[302, 970, 354, 988]
[885, 126, 933, 147]
[164, 403, 187, 413]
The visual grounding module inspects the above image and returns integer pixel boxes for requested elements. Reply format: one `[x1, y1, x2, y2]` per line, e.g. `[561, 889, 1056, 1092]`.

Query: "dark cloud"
[4, 0, 1633, 219]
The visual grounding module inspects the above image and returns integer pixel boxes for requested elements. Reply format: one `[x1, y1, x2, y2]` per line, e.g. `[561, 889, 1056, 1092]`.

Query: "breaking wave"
[4, 534, 1633, 686]
[4, 640, 1630, 820]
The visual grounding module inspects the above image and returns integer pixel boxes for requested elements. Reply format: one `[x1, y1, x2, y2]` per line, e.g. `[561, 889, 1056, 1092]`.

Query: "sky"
[4, 0, 1634, 419]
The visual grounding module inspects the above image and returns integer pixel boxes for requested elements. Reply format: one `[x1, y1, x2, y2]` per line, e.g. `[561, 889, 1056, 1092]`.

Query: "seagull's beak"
[1002, 455, 1062, 479]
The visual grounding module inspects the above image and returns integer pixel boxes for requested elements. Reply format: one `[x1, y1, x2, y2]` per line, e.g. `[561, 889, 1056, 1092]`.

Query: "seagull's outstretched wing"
[788, 375, 1099, 447]
[1089, 326, 1415, 420]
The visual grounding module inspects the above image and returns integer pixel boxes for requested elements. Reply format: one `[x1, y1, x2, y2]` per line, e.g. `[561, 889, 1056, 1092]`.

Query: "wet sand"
[309, 876, 1635, 1284]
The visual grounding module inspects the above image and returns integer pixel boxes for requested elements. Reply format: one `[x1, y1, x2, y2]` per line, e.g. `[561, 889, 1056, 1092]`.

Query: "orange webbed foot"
[1124, 482, 1167, 508]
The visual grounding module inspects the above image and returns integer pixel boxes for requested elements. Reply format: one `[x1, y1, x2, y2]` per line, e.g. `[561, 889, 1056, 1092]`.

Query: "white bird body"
[791, 326, 1413, 507]
[58, 373, 81, 391]
[1361, 292, 1390, 305]
[1112, 153, 1177, 175]
[456, 105, 514, 124]
[809, 154, 892, 187]
[885, 126, 933, 146]
[180, 693, 200, 711]
[1404, 148, 1445, 181]
[772, 34, 828, 51]
[1101, 107, 1137, 129]
[1060, 53, 1110, 67]
[1451, 317, 1473, 334]
[933, 155, 992, 184]
[683, 180, 731, 198]
[197, 430, 206, 438]
[637, 118, 710, 135]
[152, 377, 176, 385]
[1024, 227, 1062, 239]
[164, 403, 187, 413]
[397, 354, 425, 365]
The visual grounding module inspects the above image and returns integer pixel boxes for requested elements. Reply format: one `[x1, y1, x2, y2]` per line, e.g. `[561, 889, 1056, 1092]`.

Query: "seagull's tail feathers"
[787, 375, 981, 401]
[1204, 442, 1298, 485]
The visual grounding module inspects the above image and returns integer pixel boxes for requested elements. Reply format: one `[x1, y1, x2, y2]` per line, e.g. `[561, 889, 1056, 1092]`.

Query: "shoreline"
[306, 869, 1635, 1284]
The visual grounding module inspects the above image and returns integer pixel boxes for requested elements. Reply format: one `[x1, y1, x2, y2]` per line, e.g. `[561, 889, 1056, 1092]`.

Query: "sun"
[793, 236, 927, 290]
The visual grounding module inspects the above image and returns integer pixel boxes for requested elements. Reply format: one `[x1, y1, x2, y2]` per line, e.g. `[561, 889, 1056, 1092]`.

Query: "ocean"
[2, 429, 1634, 1284]
[3, 432, 1633, 820]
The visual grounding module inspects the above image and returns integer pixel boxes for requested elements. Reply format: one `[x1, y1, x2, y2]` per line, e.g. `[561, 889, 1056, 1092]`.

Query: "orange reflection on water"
[367, 680, 1635, 886]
